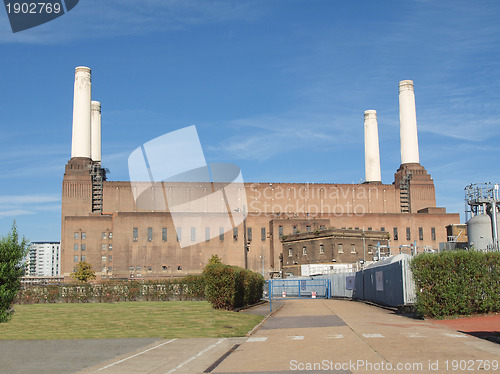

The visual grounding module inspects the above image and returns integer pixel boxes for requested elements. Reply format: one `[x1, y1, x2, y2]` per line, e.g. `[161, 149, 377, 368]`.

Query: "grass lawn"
[0, 301, 264, 340]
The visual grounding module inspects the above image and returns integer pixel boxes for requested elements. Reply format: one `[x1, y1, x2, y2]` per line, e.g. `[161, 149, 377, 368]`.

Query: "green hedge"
[203, 263, 265, 310]
[16, 275, 206, 304]
[411, 251, 500, 318]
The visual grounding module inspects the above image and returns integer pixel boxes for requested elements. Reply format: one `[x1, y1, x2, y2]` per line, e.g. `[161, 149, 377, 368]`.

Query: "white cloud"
[0, 0, 262, 44]
[0, 209, 35, 217]
[0, 194, 60, 205]
[205, 112, 357, 162]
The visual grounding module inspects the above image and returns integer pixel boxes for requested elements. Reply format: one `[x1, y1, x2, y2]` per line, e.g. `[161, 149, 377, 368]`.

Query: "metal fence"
[285, 254, 416, 308]
[267, 278, 331, 300]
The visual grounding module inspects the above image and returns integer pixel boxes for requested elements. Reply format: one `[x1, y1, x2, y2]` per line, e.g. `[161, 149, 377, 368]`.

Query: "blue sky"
[0, 0, 499, 241]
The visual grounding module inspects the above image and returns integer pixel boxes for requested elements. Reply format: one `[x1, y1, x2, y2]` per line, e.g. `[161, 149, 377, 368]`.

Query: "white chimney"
[399, 80, 420, 165]
[364, 110, 382, 183]
[71, 66, 92, 159]
[91, 101, 101, 162]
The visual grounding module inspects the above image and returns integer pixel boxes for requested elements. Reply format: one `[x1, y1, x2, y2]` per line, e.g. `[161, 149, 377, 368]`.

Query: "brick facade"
[61, 158, 460, 280]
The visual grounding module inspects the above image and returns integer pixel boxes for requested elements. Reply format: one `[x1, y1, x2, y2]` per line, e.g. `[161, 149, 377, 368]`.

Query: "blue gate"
[267, 279, 331, 300]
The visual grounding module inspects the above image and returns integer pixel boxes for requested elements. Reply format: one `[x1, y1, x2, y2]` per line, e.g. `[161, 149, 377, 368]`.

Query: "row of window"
[393, 227, 436, 241]
[74, 244, 113, 251]
[73, 227, 437, 243]
[279, 226, 437, 241]
[289, 243, 380, 257]
[132, 227, 267, 242]
[74, 232, 113, 240]
[73, 255, 113, 263]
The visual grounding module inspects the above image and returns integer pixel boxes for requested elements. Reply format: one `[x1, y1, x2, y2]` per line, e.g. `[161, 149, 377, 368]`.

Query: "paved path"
[213, 299, 500, 373]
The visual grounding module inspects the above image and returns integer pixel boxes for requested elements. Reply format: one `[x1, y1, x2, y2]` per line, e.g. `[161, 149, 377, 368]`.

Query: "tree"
[0, 223, 29, 323]
[207, 254, 222, 266]
[71, 261, 96, 283]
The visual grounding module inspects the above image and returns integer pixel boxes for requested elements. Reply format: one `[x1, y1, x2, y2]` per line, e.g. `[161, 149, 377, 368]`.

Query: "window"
[306, 225, 311, 232]
[102, 232, 107, 239]
[108, 244, 112, 251]
[81, 233, 86, 240]
[108, 266, 112, 271]
[129, 266, 134, 271]
[350, 244, 356, 253]
[247, 227, 252, 241]
[320, 225, 326, 230]
[338, 243, 344, 253]
[219, 227, 224, 241]
[74, 244, 79, 251]
[81, 255, 86, 261]
[136, 266, 141, 271]
[261, 227, 266, 241]
[302, 246, 307, 255]
[205, 227, 210, 242]
[419, 227, 424, 241]
[109, 232, 113, 239]
[133, 227, 138, 241]
[406, 227, 411, 241]
[162, 228, 168, 242]
[191, 227, 196, 242]
[393, 227, 398, 241]
[176, 228, 182, 242]
[162, 265, 167, 271]
[278, 225, 283, 238]
[102, 256, 106, 262]
[431, 227, 436, 241]
[288, 248, 293, 257]
[319, 244, 324, 254]
[293, 225, 298, 234]
[74, 232, 79, 240]
[81, 244, 86, 251]
[368, 227, 372, 231]
[101, 244, 107, 251]
[148, 227, 153, 242]
[73, 255, 79, 263]
[368, 245, 373, 254]
[380, 227, 385, 232]
[233, 227, 238, 240]
[108, 255, 112, 262]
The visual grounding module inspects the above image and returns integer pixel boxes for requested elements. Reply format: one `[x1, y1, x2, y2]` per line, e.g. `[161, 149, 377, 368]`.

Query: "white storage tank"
[467, 213, 500, 250]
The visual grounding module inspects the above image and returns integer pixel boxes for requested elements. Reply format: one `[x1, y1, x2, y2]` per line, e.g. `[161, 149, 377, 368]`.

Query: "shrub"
[203, 263, 264, 310]
[411, 251, 500, 318]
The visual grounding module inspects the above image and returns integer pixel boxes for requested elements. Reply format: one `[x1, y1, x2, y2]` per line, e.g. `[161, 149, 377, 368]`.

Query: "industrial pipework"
[465, 183, 500, 251]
